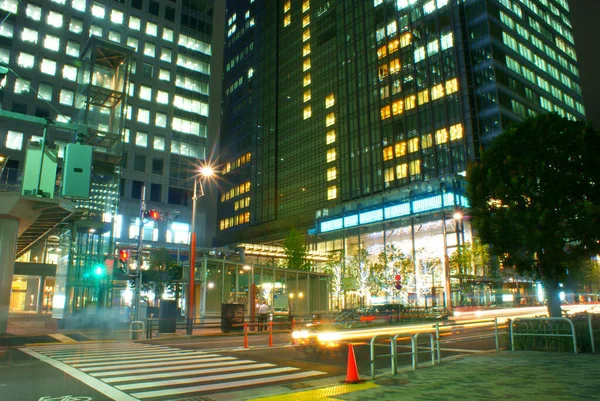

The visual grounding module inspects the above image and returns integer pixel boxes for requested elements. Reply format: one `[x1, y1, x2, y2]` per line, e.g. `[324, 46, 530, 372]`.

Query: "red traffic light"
[395, 274, 401, 281]
[149, 210, 160, 220]
[119, 249, 130, 262]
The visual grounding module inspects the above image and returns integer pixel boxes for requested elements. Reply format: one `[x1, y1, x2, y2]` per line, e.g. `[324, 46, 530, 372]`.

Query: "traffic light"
[119, 249, 130, 274]
[143, 209, 162, 220]
[395, 274, 402, 290]
[93, 263, 106, 277]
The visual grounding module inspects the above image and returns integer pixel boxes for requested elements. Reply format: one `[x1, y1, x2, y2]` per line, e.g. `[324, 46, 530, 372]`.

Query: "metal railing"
[129, 320, 145, 340]
[369, 331, 437, 379]
[510, 317, 578, 353]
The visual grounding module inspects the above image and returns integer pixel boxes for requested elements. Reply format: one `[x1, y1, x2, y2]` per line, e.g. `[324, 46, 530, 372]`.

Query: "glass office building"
[216, 0, 585, 306]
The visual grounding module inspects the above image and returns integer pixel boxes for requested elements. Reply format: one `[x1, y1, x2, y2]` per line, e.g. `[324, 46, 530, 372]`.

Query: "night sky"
[569, 0, 600, 129]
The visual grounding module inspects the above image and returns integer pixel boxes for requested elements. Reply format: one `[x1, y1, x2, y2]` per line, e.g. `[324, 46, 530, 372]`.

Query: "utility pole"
[133, 185, 146, 325]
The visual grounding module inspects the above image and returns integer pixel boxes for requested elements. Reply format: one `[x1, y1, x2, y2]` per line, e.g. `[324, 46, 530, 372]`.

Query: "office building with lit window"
[219, 0, 584, 305]
[0, 0, 219, 320]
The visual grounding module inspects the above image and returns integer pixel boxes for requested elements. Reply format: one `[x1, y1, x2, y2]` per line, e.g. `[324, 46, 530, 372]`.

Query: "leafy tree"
[324, 252, 344, 308]
[416, 248, 442, 308]
[372, 245, 414, 302]
[283, 227, 310, 271]
[467, 114, 600, 317]
[449, 240, 492, 305]
[140, 248, 183, 306]
[349, 249, 372, 305]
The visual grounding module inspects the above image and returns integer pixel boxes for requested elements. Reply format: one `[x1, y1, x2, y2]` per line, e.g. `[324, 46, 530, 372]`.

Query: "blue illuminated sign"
[384, 202, 410, 219]
[321, 218, 343, 232]
[359, 209, 383, 224]
[344, 214, 358, 228]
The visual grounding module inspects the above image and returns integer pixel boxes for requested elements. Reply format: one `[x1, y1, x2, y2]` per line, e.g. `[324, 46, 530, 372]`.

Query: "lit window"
[38, 83, 52, 101]
[111, 10, 123, 24]
[303, 58, 311, 71]
[59, 89, 74, 106]
[137, 109, 150, 124]
[66, 41, 80, 57]
[146, 22, 158, 36]
[388, 39, 399, 54]
[303, 43, 311, 56]
[387, 21, 397, 36]
[154, 135, 165, 151]
[409, 160, 421, 175]
[0, 47, 9, 64]
[392, 99, 403, 115]
[63, 65, 78, 81]
[400, 32, 412, 47]
[72, 0, 86, 12]
[445, 78, 458, 94]
[68, 18, 83, 34]
[383, 146, 393, 161]
[326, 130, 336, 144]
[284, 14, 291, 27]
[22, 28, 38, 44]
[431, 84, 445, 100]
[380, 105, 391, 120]
[303, 29, 311, 42]
[326, 149, 336, 162]
[418, 89, 429, 105]
[161, 48, 172, 62]
[155, 113, 167, 128]
[414, 46, 425, 63]
[144, 43, 156, 57]
[6, 130, 23, 150]
[159, 69, 171, 81]
[302, 0, 310, 12]
[109, 31, 121, 43]
[43, 35, 60, 52]
[378, 64, 389, 79]
[435, 128, 448, 144]
[163, 28, 174, 42]
[127, 37, 139, 51]
[304, 89, 311, 102]
[326, 112, 335, 127]
[395, 142, 406, 157]
[284, 1, 291, 12]
[405, 95, 416, 110]
[14, 78, 30, 94]
[441, 32, 453, 50]
[129, 16, 141, 30]
[377, 45, 387, 59]
[396, 164, 408, 179]
[449, 124, 463, 140]
[427, 39, 439, 55]
[47, 11, 64, 28]
[40, 59, 57, 75]
[421, 133, 433, 149]
[325, 93, 335, 108]
[136, 131, 148, 147]
[384, 167, 395, 184]
[89, 25, 102, 37]
[0, 21, 13, 38]
[139, 85, 152, 101]
[304, 105, 312, 119]
[91, 3, 105, 18]
[302, 15, 310, 27]
[26, 4, 42, 21]
[327, 167, 336, 181]
[156, 91, 169, 104]
[390, 58, 401, 74]
[380, 85, 390, 99]
[408, 137, 419, 153]
[18, 52, 35, 69]
[303, 74, 311, 87]
[327, 186, 337, 200]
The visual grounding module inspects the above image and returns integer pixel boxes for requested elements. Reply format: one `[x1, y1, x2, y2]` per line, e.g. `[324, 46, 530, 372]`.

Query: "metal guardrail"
[369, 332, 437, 379]
[510, 317, 578, 353]
[129, 320, 145, 340]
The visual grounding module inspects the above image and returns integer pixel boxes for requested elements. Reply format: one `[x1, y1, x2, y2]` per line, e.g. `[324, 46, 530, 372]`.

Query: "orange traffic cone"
[344, 343, 362, 384]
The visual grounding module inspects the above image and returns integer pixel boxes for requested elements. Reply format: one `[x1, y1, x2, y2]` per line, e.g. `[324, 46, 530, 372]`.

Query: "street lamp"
[187, 164, 215, 335]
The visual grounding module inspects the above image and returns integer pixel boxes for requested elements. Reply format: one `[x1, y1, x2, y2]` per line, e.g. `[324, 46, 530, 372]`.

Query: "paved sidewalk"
[247, 351, 600, 401]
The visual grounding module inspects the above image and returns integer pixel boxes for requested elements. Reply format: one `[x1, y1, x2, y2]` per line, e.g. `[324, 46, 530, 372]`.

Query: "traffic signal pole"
[133, 185, 146, 325]
[187, 180, 197, 335]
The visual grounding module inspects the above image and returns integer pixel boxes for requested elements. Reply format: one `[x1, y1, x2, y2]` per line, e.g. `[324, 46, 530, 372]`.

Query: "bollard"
[244, 323, 249, 348]
[269, 321, 273, 346]
[494, 318, 499, 352]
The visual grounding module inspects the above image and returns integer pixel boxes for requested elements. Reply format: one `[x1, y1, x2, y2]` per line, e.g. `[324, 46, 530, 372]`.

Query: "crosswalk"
[20, 342, 327, 400]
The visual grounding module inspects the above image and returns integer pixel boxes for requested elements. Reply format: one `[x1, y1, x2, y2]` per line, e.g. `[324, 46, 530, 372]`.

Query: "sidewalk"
[244, 351, 600, 401]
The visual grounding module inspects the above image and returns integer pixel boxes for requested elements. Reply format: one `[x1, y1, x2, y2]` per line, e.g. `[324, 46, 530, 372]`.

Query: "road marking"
[40, 345, 173, 358]
[60, 349, 204, 363]
[117, 366, 299, 391]
[131, 371, 327, 399]
[71, 352, 211, 368]
[47, 334, 78, 344]
[88, 358, 240, 377]
[248, 382, 380, 401]
[79, 354, 225, 372]
[104, 362, 276, 384]
[19, 348, 138, 401]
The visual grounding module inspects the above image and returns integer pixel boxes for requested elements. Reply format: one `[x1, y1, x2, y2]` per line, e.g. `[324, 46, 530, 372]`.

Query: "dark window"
[131, 0, 143, 10]
[149, 1, 159, 16]
[132, 180, 143, 199]
[168, 186, 189, 206]
[134, 154, 146, 172]
[120, 178, 126, 198]
[165, 6, 175, 21]
[150, 183, 161, 202]
[152, 158, 164, 175]
[35, 108, 50, 118]
[12, 102, 27, 114]
[142, 63, 153, 78]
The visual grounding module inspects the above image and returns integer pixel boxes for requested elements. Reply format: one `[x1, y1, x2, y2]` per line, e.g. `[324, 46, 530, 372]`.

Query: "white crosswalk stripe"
[21, 342, 327, 400]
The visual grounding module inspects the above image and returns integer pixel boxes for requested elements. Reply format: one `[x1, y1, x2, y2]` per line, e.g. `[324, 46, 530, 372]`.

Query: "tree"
[324, 252, 344, 308]
[349, 249, 372, 306]
[416, 248, 442, 308]
[467, 113, 600, 317]
[449, 240, 492, 306]
[283, 227, 310, 271]
[372, 245, 414, 302]
[140, 248, 183, 306]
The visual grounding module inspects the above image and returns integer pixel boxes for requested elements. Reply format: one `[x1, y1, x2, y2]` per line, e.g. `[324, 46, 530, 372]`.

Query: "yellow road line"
[248, 382, 379, 401]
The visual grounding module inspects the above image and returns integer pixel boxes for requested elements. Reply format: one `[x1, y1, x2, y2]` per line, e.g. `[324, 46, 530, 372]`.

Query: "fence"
[510, 317, 577, 353]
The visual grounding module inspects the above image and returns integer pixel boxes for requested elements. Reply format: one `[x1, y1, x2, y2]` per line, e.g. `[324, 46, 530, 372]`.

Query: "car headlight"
[317, 332, 341, 343]
[292, 330, 309, 339]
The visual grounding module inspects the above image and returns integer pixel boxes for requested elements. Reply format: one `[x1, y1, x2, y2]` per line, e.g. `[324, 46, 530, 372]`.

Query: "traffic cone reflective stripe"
[344, 343, 361, 384]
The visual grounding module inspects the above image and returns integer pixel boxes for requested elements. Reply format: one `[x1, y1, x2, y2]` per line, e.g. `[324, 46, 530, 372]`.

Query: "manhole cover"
[375, 378, 411, 386]
[283, 382, 313, 390]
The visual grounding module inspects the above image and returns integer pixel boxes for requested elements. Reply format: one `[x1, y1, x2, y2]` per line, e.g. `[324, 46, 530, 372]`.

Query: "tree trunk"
[544, 280, 563, 317]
